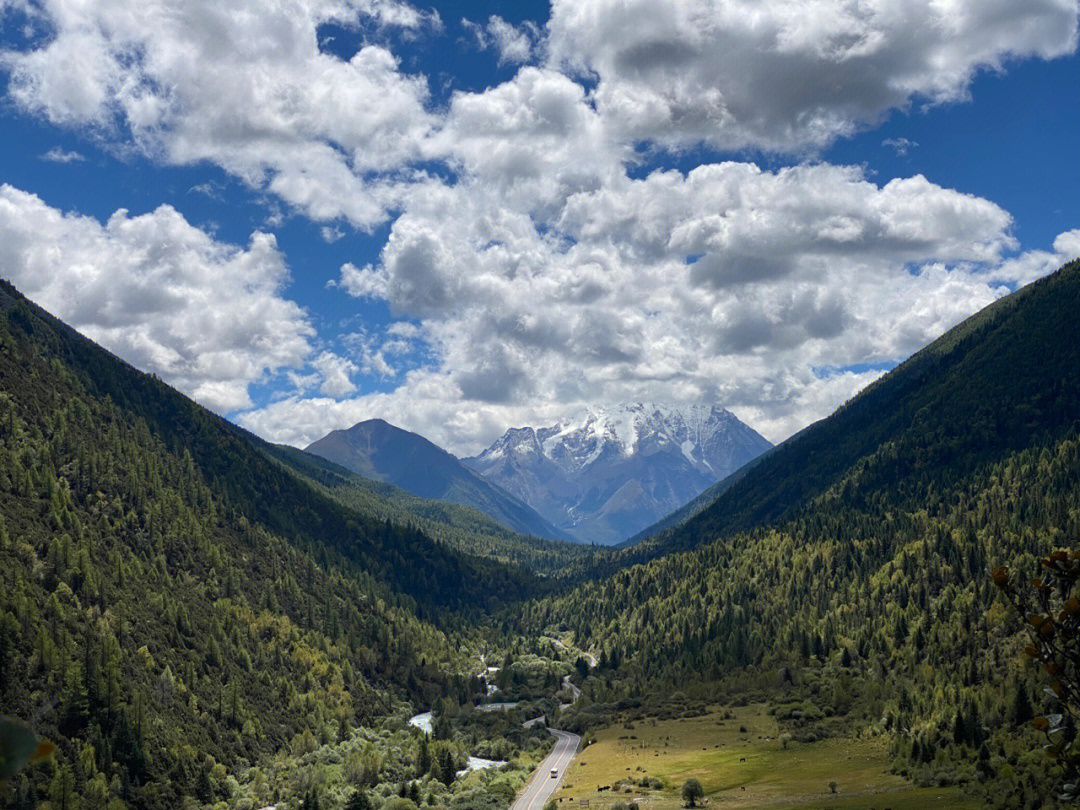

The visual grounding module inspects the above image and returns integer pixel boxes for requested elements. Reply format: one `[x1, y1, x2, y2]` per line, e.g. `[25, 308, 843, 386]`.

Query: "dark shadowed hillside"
[0, 280, 538, 808]
[306, 419, 573, 542]
[265, 441, 599, 574]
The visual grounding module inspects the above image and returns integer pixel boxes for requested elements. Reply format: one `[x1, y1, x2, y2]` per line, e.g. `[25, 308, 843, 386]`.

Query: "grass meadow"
[552, 706, 978, 810]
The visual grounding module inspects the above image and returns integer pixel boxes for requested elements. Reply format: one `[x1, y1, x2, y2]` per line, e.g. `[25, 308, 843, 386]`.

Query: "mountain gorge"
[629, 259, 1080, 563]
[464, 404, 772, 544]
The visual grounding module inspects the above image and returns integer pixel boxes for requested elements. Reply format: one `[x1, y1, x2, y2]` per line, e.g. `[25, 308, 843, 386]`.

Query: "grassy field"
[552, 705, 979, 810]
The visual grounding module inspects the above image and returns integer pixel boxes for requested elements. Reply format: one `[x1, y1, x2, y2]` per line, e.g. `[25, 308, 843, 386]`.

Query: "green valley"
[0, 280, 560, 809]
[527, 261, 1080, 809]
[1, 4, 1078, 810]
[4, 263, 1080, 810]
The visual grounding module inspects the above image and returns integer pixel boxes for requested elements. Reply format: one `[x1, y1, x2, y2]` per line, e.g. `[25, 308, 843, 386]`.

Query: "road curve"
[559, 675, 582, 711]
[562, 675, 581, 702]
[511, 729, 580, 810]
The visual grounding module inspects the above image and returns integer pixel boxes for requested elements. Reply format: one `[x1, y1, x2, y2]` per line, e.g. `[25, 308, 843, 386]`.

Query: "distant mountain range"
[463, 403, 772, 544]
[305, 419, 572, 541]
[304, 405, 771, 547]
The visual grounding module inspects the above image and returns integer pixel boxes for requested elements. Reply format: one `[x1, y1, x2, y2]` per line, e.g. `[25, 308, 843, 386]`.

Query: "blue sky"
[0, 0, 1077, 453]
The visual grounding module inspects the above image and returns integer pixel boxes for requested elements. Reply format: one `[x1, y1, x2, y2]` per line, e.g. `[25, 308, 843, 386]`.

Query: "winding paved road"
[510, 729, 580, 810]
[562, 675, 581, 701]
[559, 675, 581, 711]
[510, 643, 596, 810]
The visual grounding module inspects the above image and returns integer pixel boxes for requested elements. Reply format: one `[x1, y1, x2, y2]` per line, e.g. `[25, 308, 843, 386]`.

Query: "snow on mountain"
[463, 403, 773, 545]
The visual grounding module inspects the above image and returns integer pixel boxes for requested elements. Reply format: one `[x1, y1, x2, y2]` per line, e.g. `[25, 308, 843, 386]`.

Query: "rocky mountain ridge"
[464, 403, 772, 544]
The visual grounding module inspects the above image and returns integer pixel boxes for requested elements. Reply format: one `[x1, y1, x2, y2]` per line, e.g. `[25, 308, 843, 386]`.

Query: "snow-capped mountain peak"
[523, 402, 746, 471]
[464, 403, 772, 545]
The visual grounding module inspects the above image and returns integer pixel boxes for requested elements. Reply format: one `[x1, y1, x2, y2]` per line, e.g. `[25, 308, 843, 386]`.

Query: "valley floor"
[552, 706, 978, 810]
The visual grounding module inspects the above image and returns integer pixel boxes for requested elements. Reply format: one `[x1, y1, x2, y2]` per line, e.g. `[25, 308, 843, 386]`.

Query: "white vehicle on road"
[512, 729, 579, 810]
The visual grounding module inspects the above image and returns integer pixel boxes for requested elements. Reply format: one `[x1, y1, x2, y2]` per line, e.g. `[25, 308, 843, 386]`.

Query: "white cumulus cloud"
[4, 0, 1078, 455]
[311, 351, 360, 397]
[239, 126, 1060, 454]
[463, 15, 539, 65]
[546, 0, 1079, 152]
[2, 0, 436, 229]
[0, 184, 315, 412]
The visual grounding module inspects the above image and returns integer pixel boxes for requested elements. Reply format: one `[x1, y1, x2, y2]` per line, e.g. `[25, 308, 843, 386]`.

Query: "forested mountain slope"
[0, 280, 525, 808]
[618, 443, 777, 547]
[629, 261, 1080, 559]
[265, 443, 600, 575]
[0, 280, 534, 609]
[525, 262, 1080, 808]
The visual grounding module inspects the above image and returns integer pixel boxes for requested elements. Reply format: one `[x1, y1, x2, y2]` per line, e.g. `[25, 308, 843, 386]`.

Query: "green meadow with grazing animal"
[553, 706, 978, 810]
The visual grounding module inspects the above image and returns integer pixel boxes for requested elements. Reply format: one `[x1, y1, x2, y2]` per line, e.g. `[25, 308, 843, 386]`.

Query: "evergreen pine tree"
[438, 748, 456, 785]
[417, 736, 431, 777]
[1012, 685, 1034, 724]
